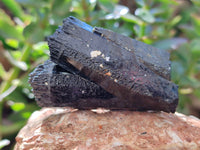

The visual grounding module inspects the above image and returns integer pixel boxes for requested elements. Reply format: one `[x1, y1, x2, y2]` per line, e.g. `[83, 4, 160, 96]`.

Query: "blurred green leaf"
[10, 51, 22, 60]
[155, 0, 178, 5]
[8, 103, 40, 121]
[135, 8, 155, 23]
[1, 122, 25, 136]
[121, 13, 143, 25]
[51, 0, 72, 24]
[23, 22, 45, 44]
[168, 15, 182, 29]
[153, 38, 187, 50]
[190, 39, 200, 59]
[150, 8, 164, 16]
[194, 88, 200, 98]
[135, 0, 145, 7]
[32, 42, 49, 58]
[0, 10, 23, 40]
[191, 14, 200, 34]
[171, 61, 185, 82]
[6, 87, 27, 103]
[116, 23, 134, 37]
[179, 25, 200, 39]
[22, 111, 32, 119]
[52, 0, 72, 16]
[172, 44, 190, 65]
[191, 0, 200, 6]
[16, 0, 49, 8]
[98, 0, 115, 12]
[11, 102, 25, 111]
[176, 94, 190, 113]
[180, 76, 200, 88]
[5, 39, 19, 49]
[33, 41, 48, 50]
[2, 0, 26, 21]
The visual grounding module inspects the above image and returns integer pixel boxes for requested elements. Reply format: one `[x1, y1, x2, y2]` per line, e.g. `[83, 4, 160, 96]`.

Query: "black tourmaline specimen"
[30, 16, 179, 112]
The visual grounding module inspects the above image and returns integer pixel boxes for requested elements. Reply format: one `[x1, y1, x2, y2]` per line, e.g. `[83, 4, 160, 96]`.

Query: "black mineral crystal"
[29, 16, 179, 113]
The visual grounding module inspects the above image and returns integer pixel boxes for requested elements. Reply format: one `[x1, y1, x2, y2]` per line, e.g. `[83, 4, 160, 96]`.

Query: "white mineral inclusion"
[90, 50, 101, 58]
[100, 53, 110, 61]
[99, 64, 103, 68]
[105, 56, 110, 61]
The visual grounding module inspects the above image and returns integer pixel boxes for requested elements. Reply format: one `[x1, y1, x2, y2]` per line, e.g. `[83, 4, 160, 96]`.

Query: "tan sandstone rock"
[15, 108, 200, 150]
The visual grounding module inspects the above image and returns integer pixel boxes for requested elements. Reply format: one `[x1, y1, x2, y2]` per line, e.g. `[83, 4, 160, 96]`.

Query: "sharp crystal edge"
[47, 16, 179, 113]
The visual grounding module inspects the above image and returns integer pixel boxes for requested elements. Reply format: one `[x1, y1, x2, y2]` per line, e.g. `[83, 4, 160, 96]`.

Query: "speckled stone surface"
[15, 108, 200, 150]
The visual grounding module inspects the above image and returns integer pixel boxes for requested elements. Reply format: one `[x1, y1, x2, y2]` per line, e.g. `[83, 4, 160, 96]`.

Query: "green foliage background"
[0, 0, 200, 149]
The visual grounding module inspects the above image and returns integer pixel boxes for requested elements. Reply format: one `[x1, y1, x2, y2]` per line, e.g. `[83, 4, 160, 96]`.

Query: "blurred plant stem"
[139, 23, 146, 38]
[0, 44, 32, 140]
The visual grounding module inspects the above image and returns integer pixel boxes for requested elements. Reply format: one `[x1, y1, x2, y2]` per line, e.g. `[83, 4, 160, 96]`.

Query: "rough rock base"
[15, 108, 200, 150]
